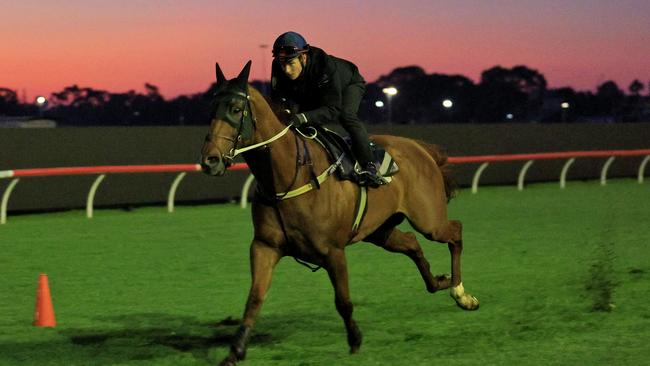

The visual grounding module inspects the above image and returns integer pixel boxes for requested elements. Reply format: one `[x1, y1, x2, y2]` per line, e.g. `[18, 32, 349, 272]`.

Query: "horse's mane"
[414, 140, 458, 202]
[247, 85, 293, 125]
[264, 95, 293, 125]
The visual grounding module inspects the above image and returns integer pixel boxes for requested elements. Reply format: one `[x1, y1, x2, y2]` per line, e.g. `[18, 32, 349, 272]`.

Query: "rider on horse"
[270, 31, 386, 187]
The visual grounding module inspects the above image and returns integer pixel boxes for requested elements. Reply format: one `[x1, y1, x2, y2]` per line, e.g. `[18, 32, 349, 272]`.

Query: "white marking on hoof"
[450, 282, 479, 310]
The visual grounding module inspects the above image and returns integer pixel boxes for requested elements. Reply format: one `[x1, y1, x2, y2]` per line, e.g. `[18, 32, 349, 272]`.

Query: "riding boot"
[358, 161, 386, 188]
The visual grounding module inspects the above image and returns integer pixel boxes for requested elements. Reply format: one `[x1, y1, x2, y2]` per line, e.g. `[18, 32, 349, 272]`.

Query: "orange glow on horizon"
[3, 1, 649, 100]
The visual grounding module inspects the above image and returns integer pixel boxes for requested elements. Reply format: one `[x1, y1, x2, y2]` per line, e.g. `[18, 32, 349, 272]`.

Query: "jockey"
[270, 31, 386, 188]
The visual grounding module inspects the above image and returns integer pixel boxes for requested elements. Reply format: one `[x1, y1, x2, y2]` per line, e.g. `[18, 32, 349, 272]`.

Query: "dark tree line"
[1, 65, 649, 125]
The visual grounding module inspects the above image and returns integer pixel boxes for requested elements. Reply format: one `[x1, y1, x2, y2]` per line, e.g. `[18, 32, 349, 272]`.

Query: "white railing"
[2, 149, 649, 224]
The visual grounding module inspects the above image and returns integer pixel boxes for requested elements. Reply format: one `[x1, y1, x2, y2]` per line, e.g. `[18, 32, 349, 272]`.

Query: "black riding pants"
[339, 82, 373, 165]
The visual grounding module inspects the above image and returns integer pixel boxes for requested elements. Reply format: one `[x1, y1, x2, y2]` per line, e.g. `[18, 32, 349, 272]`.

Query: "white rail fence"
[2, 149, 649, 224]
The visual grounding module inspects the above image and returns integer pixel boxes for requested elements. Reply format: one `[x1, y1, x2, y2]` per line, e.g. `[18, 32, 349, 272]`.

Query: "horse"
[200, 61, 479, 366]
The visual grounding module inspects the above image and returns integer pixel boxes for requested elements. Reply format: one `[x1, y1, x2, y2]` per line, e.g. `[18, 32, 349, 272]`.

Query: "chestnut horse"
[200, 61, 479, 366]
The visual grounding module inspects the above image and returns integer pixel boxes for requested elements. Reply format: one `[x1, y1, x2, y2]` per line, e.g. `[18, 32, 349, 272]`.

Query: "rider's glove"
[289, 113, 308, 126]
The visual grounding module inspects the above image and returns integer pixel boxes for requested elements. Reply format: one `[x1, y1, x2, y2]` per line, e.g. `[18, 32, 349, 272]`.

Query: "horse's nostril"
[205, 156, 220, 166]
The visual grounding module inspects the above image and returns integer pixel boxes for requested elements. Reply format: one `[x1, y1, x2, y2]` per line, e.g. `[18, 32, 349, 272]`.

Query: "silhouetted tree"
[624, 79, 646, 122]
[0, 88, 21, 115]
[415, 73, 475, 123]
[6, 65, 646, 125]
[367, 66, 429, 123]
[542, 87, 575, 122]
[478, 65, 547, 122]
[375, 66, 427, 87]
[474, 66, 527, 122]
[594, 80, 624, 120]
[370, 67, 476, 123]
[629, 79, 644, 96]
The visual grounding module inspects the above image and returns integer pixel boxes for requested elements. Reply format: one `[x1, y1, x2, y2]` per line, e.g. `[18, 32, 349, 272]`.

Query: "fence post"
[471, 163, 490, 194]
[167, 172, 187, 213]
[86, 175, 106, 219]
[240, 174, 256, 209]
[1, 178, 20, 225]
[639, 155, 650, 184]
[560, 158, 575, 189]
[600, 156, 615, 186]
[517, 160, 535, 191]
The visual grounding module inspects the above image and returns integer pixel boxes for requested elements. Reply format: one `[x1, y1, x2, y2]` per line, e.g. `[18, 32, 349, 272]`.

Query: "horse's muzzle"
[201, 155, 228, 176]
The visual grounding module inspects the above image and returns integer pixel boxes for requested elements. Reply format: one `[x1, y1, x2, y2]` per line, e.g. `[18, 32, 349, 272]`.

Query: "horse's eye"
[233, 108, 242, 113]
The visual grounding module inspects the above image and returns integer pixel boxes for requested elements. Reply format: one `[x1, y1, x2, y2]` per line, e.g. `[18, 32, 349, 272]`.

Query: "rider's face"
[279, 54, 306, 80]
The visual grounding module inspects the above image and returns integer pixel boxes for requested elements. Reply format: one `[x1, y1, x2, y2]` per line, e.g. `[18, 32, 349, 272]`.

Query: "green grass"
[1, 179, 649, 365]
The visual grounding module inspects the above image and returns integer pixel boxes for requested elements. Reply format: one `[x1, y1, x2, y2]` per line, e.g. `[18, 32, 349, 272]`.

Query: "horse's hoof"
[347, 322, 362, 354]
[456, 294, 480, 310]
[450, 282, 480, 311]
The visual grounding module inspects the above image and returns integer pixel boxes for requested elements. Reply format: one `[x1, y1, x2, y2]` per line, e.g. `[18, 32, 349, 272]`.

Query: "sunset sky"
[2, 0, 649, 100]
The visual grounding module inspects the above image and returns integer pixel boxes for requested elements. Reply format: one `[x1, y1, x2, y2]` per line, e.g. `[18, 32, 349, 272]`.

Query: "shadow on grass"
[0, 313, 277, 365]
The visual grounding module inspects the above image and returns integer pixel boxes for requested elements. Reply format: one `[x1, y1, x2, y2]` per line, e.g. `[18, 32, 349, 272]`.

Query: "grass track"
[1, 179, 649, 365]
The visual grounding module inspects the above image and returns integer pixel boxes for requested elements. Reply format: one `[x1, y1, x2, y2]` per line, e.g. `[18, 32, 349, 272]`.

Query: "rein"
[225, 124, 292, 160]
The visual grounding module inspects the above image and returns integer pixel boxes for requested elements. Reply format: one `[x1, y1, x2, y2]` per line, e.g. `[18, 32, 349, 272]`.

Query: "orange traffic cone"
[33, 273, 56, 327]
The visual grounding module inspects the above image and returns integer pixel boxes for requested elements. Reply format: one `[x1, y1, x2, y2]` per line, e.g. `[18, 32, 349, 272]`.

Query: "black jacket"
[271, 46, 365, 125]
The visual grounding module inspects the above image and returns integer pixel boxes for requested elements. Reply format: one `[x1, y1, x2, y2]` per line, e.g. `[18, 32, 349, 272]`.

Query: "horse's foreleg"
[326, 248, 362, 354]
[220, 241, 280, 366]
[369, 227, 451, 292]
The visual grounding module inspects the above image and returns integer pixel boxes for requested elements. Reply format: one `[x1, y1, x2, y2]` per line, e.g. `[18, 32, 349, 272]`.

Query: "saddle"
[305, 126, 399, 185]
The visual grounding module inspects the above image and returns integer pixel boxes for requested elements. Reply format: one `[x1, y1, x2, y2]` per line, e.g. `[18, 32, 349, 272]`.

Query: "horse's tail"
[414, 140, 458, 202]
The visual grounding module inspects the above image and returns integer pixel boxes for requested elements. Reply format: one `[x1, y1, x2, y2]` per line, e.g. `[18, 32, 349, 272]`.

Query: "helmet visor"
[273, 46, 306, 61]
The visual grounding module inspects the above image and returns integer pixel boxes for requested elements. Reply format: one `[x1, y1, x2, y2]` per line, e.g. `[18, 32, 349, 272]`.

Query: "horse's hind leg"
[325, 248, 362, 354]
[425, 220, 479, 310]
[367, 227, 451, 293]
[220, 240, 281, 366]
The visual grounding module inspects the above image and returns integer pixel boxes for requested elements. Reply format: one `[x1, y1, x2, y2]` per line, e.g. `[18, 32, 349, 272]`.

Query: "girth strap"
[352, 186, 368, 232]
[275, 163, 336, 200]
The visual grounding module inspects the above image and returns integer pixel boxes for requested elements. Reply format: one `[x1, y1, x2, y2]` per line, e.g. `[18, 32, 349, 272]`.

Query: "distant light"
[375, 100, 385, 108]
[35, 96, 47, 105]
[442, 99, 453, 109]
[561, 102, 570, 109]
[506, 113, 514, 120]
[382, 87, 398, 96]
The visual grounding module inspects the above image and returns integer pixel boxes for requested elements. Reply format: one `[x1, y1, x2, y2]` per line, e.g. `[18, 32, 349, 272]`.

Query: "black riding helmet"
[272, 31, 309, 61]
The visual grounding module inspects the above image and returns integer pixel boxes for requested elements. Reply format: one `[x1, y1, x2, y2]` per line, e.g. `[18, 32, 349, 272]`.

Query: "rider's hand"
[289, 113, 308, 126]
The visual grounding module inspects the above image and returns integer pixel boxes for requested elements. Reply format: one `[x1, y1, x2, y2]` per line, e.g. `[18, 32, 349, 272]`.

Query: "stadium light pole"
[259, 44, 269, 95]
[382, 87, 398, 124]
[442, 99, 453, 122]
[35, 96, 47, 117]
[561, 102, 570, 122]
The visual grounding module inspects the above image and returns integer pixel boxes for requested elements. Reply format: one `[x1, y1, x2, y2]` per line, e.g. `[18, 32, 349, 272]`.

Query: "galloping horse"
[200, 61, 479, 366]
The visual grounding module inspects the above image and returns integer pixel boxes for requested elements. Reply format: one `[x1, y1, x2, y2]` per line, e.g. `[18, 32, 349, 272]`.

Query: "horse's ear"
[236, 60, 252, 83]
[215, 62, 226, 85]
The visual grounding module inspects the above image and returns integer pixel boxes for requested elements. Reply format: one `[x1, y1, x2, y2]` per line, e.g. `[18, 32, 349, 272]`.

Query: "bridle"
[208, 89, 292, 166]
[207, 88, 334, 203]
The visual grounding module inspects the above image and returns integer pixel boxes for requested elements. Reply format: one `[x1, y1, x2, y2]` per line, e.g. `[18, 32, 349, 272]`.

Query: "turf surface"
[1, 179, 649, 365]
